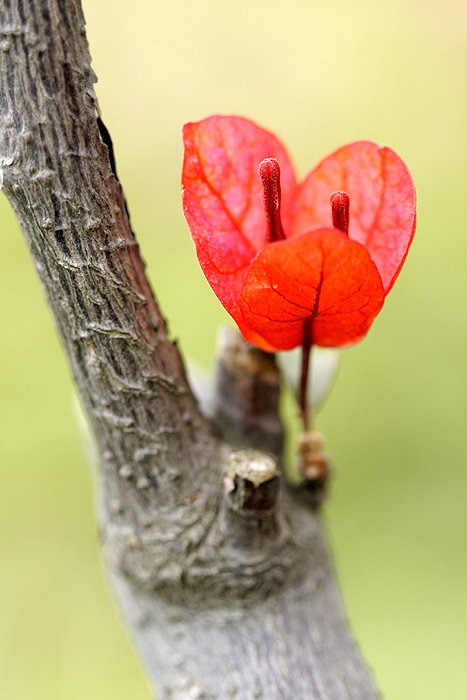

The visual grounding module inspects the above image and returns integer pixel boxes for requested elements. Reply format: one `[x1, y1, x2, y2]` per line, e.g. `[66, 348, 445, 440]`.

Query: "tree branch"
[0, 1, 382, 698]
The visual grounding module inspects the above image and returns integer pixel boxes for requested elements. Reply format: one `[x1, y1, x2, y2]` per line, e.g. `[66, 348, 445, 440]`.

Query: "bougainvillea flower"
[182, 115, 416, 352]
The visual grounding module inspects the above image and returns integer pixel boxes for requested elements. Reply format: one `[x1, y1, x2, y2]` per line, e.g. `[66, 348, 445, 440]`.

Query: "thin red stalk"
[330, 191, 350, 235]
[300, 317, 313, 430]
[259, 158, 286, 242]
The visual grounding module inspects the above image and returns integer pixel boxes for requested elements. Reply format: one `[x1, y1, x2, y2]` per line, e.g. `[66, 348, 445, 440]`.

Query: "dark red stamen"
[330, 191, 350, 235]
[259, 158, 286, 242]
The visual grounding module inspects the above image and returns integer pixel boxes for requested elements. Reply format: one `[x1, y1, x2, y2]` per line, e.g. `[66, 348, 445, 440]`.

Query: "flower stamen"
[259, 158, 286, 242]
[330, 191, 350, 235]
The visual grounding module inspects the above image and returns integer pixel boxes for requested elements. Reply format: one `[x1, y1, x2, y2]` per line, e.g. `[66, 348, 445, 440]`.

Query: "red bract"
[182, 115, 416, 352]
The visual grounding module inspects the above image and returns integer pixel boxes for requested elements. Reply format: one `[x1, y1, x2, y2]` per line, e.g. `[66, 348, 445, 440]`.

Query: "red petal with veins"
[182, 116, 297, 321]
[288, 141, 416, 292]
[182, 117, 416, 351]
[238, 228, 385, 350]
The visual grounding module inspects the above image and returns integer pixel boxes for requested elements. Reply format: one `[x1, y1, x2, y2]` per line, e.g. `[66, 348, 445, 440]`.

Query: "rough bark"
[0, 1, 382, 698]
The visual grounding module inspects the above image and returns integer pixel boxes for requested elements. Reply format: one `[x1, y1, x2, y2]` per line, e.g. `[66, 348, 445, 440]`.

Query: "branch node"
[222, 449, 280, 547]
[294, 431, 331, 508]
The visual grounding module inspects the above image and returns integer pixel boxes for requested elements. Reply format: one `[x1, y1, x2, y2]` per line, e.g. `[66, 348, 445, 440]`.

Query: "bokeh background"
[1, 0, 466, 698]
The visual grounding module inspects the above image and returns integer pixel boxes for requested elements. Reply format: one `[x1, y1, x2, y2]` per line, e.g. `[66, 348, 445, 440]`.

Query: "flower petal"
[288, 141, 416, 292]
[182, 116, 297, 319]
[238, 228, 385, 350]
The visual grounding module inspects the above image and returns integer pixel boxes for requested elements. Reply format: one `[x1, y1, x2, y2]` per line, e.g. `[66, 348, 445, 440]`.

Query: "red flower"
[182, 115, 416, 352]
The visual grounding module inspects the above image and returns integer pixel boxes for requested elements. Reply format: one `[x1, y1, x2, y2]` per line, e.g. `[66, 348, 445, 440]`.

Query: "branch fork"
[0, 2, 382, 697]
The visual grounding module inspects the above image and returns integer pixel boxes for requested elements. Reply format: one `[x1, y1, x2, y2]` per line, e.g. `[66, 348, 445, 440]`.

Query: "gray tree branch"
[0, 1, 382, 698]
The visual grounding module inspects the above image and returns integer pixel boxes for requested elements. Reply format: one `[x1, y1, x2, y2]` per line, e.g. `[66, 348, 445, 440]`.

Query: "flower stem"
[300, 317, 313, 430]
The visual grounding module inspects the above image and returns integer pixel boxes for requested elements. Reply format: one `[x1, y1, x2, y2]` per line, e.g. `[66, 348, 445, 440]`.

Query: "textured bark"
[211, 326, 284, 457]
[0, 1, 382, 698]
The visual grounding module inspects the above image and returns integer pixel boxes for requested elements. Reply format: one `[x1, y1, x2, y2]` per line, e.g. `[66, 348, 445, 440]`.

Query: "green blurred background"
[1, 0, 466, 698]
